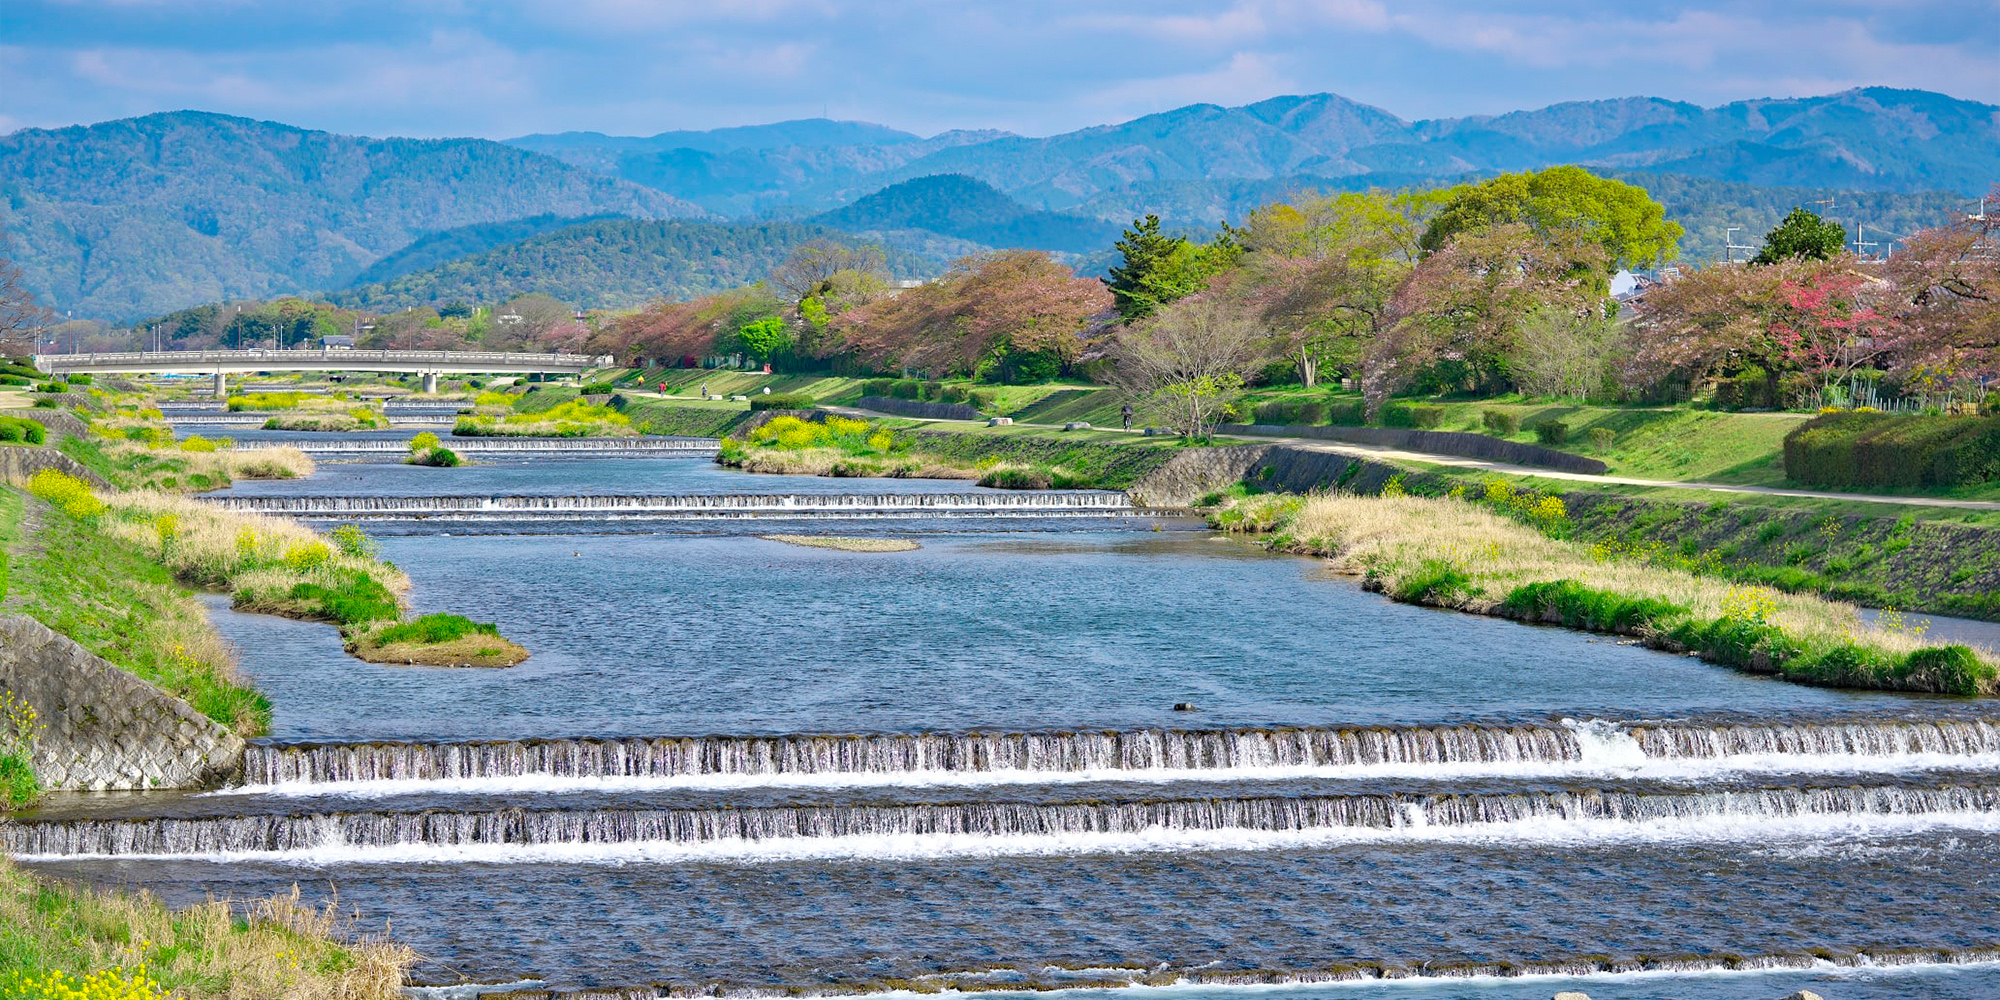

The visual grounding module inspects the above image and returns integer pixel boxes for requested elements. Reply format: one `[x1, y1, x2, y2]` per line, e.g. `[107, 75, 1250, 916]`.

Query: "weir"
[164, 414, 452, 426]
[201, 491, 1141, 518]
[254, 438, 721, 456]
[12, 783, 2000, 857]
[239, 719, 2000, 787]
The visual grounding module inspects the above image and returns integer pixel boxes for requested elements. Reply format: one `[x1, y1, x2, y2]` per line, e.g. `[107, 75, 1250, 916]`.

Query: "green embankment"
[901, 428, 1177, 489]
[613, 396, 761, 438]
[0, 483, 272, 734]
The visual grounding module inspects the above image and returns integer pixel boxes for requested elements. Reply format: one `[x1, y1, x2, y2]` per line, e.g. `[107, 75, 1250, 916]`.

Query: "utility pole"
[1724, 226, 1755, 263]
[1854, 223, 1879, 261]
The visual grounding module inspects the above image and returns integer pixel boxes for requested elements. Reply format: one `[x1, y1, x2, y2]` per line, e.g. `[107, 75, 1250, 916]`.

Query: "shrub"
[966, 389, 999, 412]
[1380, 403, 1445, 429]
[282, 541, 334, 572]
[1899, 645, 1995, 696]
[1534, 420, 1570, 445]
[35, 382, 66, 394]
[1587, 427, 1615, 451]
[888, 379, 923, 399]
[0, 416, 47, 444]
[1253, 402, 1299, 425]
[178, 434, 219, 452]
[409, 446, 461, 467]
[1326, 401, 1366, 426]
[750, 392, 816, 411]
[26, 469, 106, 519]
[0, 375, 27, 386]
[1481, 410, 1520, 436]
[372, 613, 499, 646]
[1392, 558, 1473, 604]
[860, 378, 897, 397]
[410, 431, 441, 451]
[66, 373, 92, 384]
[921, 381, 944, 401]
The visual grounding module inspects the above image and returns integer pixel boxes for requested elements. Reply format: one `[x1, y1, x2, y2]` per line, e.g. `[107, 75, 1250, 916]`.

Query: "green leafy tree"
[736, 315, 795, 365]
[1419, 165, 1682, 273]
[1752, 207, 1848, 265]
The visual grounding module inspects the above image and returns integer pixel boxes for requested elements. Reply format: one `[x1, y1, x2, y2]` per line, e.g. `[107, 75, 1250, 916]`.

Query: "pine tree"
[1103, 215, 1185, 320]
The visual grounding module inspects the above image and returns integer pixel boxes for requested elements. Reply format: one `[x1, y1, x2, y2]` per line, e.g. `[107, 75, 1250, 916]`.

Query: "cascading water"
[14, 783, 2000, 859]
[199, 491, 1143, 518]
[234, 718, 2000, 792]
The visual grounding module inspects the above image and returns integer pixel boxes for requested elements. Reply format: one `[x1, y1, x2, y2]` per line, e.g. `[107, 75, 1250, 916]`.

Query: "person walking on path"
[1121, 402, 1134, 432]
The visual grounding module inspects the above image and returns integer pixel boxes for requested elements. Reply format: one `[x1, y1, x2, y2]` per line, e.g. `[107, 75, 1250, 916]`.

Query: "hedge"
[0, 416, 48, 445]
[1784, 412, 2000, 488]
[750, 392, 817, 411]
[1380, 402, 1445, 429]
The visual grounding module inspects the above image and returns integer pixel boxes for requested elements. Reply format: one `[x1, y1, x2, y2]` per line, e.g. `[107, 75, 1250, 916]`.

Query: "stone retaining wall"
[0, 615, 244, 791]
[0, 446, 110, 489]
[17, 409, 89, 442]
[1216, 423, 1608, 474]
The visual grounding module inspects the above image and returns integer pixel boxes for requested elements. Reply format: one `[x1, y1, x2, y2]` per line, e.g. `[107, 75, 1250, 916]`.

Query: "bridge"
[35, 349, 610, 394]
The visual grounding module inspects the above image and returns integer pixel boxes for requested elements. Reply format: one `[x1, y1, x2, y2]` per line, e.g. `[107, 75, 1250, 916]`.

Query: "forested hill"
[0, 111, 705, 320]
[324, 218, 942, 312]
[347, 214, 625, 288]
[808, 175, 1120, 254]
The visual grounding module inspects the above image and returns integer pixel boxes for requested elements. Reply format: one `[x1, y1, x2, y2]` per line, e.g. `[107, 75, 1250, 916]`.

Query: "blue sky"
[3, 1, 1997, 139]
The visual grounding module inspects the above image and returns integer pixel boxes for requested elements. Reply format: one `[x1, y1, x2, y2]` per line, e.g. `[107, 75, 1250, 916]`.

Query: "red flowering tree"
[1768, 267, 1898, 407]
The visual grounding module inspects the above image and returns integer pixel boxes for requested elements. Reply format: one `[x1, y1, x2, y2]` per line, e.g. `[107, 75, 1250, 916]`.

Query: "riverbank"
[716, 413, 1179, 490]
[0, 855, 412, 999]
[1214, 491, 1998, 696]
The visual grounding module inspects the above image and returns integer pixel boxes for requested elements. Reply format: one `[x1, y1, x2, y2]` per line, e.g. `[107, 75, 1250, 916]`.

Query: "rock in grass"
[760, 534, 920, 552]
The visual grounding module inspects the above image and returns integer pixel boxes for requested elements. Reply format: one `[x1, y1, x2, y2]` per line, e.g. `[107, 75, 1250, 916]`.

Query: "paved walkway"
[826, 403, 2000, 512]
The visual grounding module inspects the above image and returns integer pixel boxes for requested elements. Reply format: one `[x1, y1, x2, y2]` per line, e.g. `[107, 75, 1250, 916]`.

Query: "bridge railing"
[36, 349, 609, 371]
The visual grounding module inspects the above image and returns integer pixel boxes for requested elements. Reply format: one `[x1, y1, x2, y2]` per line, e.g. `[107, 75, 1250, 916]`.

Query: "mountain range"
[2, 87, 1995, 322]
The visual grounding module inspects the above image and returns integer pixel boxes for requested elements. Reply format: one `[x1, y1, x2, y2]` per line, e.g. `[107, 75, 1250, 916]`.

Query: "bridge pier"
[212, 372, 226, 398]
[421, 372, 438, 394]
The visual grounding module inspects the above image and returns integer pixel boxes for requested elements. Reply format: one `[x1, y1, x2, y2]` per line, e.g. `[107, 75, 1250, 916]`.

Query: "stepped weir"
[12, 783, 2000, 857]
[200, 491, 1143, 519]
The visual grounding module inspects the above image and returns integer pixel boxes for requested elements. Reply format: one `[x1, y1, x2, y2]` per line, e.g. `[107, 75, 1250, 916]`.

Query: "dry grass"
[97, 491, 408, 600]
[101, 442, 315, 487]
[727, 446, 977, 480]
[1218, 492, 2000, 697]
[0, 855, 414, 1000]
[761, 534, 921, 552]
[346, 630, 529, 667]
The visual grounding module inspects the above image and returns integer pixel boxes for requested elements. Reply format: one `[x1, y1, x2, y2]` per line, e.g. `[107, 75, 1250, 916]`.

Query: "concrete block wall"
[0, 615, 244, 791]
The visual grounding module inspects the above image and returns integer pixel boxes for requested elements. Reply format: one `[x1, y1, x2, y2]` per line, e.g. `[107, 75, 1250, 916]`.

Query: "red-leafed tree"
[1768, 266, 1898, 408]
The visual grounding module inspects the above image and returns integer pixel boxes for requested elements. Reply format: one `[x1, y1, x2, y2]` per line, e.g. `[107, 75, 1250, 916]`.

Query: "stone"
[1552, 993, 1592, 1000]
[1144, 427, 1171, 436]
[987, 417, 1013, 426]
[0, 615, 245, 791]
[1063, 421, 1092, 431]
[1776, 992, 1824, 1000]
[730, 394, 749, 401]
[1172, 702, 1198, 712]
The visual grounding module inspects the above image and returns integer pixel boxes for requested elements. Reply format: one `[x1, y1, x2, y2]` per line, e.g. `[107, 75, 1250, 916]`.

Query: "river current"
[19, 445, 2000, 998]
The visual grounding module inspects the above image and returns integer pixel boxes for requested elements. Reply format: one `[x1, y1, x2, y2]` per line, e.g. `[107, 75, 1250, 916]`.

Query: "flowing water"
[17, 452, 2000, 998]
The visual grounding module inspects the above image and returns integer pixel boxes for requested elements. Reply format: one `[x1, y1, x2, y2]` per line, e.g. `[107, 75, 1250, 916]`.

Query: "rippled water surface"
[28, 456, 1998, 995]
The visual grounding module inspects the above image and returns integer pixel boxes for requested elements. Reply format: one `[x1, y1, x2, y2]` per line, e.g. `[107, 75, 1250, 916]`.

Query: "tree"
[1509, 306, 1620, 401]
[1419, 166, 1682, 273]
[770, 240, 888, 304]
[1769, 267, 1897, 407]
[735, 315, 794, 365]
[1884, 204, 2000, 390]
[1366, 223, 1613, 411]
[0, 232, 54, 354]
[1102, 216, 1238, 320]
[1752, 208, 1847, 265]
[1244, 191, 1426, 387]
[829, 251, 1110, 377]
[1109, 293, 1274, 439]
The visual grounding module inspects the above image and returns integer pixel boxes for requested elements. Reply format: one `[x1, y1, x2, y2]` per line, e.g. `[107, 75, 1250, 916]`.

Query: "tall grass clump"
[0, 690, 43, 808]
[456, 398, 633, 437]
[0, 856, 413, 999]
[1213, 491, 1998, 696]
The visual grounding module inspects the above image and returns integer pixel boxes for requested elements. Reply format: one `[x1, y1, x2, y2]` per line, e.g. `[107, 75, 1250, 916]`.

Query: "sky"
[3, 0, 1998, 140]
